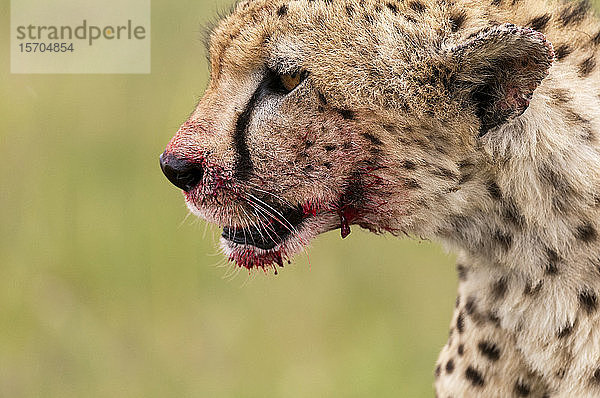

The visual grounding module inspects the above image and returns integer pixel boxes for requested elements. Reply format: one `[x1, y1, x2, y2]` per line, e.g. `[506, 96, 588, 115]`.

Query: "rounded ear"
[447, 24, 555, 137]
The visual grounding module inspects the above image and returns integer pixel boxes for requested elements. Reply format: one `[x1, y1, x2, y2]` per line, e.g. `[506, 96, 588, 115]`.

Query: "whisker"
[244, 192, 298, 234]
[247, 202, 284, 243]
[245, 182, 295, 208]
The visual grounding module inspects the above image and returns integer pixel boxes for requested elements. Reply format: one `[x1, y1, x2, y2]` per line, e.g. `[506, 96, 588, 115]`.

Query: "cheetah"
[160, 0, 600, 395]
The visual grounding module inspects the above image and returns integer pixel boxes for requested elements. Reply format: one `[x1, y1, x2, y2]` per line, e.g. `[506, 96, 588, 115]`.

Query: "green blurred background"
[0, 0, 465, 396]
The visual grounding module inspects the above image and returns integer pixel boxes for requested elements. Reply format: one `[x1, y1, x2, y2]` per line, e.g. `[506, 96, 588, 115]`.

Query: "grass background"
[8, 0, 586, 395]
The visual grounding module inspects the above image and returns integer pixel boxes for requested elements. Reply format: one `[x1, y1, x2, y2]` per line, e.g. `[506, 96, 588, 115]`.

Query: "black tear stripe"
[233, 71, 278, 180]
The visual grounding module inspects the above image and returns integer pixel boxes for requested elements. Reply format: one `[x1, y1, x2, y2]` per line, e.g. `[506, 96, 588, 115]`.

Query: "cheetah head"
[160, 0, 554, 271]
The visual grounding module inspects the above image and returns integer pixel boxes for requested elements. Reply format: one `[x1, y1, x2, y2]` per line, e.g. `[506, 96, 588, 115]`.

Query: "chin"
[186, 194, 343, 271]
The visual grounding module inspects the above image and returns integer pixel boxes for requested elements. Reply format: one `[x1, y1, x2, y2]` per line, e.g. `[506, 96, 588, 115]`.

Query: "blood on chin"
[220, 215, 339, 274]
[192, 196, 366, 273]
[221, 240, 291, 274]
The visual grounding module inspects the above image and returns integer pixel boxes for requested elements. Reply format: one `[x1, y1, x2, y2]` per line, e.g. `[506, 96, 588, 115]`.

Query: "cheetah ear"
[447, 24, 555, 137]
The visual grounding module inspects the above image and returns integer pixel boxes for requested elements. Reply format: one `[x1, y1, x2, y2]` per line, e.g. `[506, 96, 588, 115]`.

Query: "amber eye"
[280, 72, 304, 92]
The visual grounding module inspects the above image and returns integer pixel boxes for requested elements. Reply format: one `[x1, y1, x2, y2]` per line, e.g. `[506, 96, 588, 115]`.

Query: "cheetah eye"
[280, 72, 303, 91]
[276, 70, 308, 93]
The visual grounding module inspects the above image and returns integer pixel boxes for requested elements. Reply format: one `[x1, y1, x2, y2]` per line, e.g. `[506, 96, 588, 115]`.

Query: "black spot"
[386, 3, 398, 14]
[491, 0, 502, 5]
[493, 231, 512, 251]
[446, 359, 455, 374]
[456, 264, 468, 281]
[577, 223, 597, 242]
[491, 277, 508, 299]
[515, 381, 531, 396]
[402, 160, 417, 170]
[363, 13, 375, 24]
[465, 366, 485, 387]
[465, 297, 476, 315]
[338, 109, 355, 120]
[361, 132, 383, 146]
[342, 141, 353, 150]
[404, 14, 417, 23]
[487, 181, 502, 200]
[457, 160, 474, 169]
[449, 10, 467, 32]
[487, 311, 501, 327]
[478, 341, 500, 362]
[374, 4, 382, 13]
[305, 140, 314, 148]
[277, 5, 288, 16]
[459, 172, 473, 184]
[592, 30, 600, 46]
[579, 56, 597, 77]
[524, 280, 542, 296]
[540, 165, 571, 196]
[503, 200, 525, 228]
[455, 295, 461, 308]
[528, 14, 551, 32]
[457, 311, 465, 333]
[317, 92, 328, 105]
[408, 0, 426, 12]
[382, 124, 396, 134]
[557, 323, 574, 338]
[545, 248, 560, 275]
[559, 0, 589, 26]
[304, 165, 314, 173]
[592, 368, 600, 384]
[406, 178, 421, 189]
[435, 364, 441, 378]
[324, 144, 336, 152]
[458, 344, 464, 356]
[555, 44, 573, 61]
[579, 289, 598, 314]
[323, 162, 332, 169]
[345, 4, 354, 16]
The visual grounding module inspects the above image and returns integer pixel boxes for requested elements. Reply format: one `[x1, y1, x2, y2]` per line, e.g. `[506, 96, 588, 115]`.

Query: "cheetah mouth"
[218, 201, 332, 271]
[220, 205, 305, 251]
[186, 191, 358, 270]
[214, 198, 355, 271]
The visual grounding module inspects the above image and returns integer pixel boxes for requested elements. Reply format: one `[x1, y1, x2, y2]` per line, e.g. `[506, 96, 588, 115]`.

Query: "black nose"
[159, 152, 204, 192]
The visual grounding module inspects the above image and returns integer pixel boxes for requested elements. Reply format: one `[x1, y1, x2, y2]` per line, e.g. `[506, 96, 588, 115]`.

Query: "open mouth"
[187, 192, 359, 271]
[221, 204, 306, 250]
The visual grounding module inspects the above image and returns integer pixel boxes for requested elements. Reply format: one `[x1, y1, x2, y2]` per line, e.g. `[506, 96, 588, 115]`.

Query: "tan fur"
[162, 0, 600, 395]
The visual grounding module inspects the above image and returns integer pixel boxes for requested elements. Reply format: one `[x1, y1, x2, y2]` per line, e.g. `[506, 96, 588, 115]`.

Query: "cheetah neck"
[433, 63, 600, 331]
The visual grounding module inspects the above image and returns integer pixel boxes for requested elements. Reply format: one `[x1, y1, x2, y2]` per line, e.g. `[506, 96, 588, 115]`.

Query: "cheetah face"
[160, 1, 553, 271]
[160, 63, 384, 270]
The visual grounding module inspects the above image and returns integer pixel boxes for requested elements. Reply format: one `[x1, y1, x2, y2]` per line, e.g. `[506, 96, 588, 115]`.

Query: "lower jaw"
[189, 195, 369, 270]
[220, 216, 333, 271]
[221, 239, 289, 272]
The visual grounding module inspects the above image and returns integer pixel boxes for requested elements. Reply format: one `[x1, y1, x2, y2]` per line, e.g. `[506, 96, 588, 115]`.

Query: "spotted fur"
[161, 0, 600, 395]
